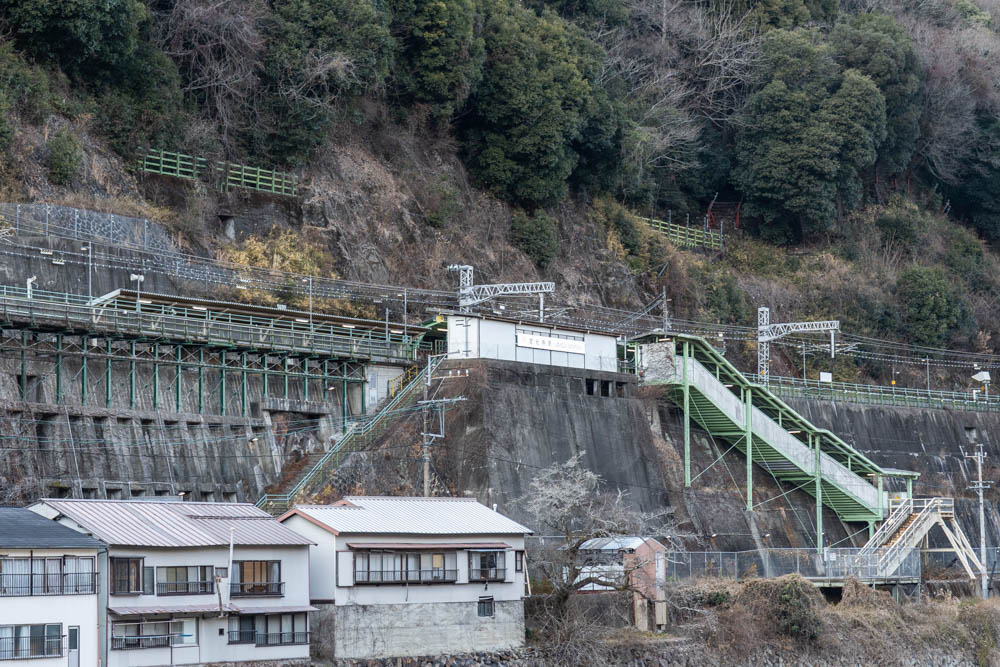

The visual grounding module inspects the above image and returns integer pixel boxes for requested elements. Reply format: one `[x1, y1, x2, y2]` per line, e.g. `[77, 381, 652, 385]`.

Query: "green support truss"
[641, 333, 916, 551]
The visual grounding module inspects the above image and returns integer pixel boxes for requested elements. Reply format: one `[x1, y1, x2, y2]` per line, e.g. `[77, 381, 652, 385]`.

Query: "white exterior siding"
[446, 314, 618, 372]
[104, 545, 310, 667]
[280, 499, 530, 660]
[0, 548, 100, 667]
[280, 518, 526, 607]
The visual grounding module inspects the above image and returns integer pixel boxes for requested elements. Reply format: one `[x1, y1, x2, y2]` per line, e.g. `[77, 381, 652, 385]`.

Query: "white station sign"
[516, 333, 585, 355]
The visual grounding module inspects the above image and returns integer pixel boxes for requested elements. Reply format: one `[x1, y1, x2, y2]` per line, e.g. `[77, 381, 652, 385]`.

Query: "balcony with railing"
[229, 581, 284, 597]
[0, 640, 62, 661]
[354, 569, 459, 585]
[111, 635, 172, 650]
[228, 631, 310, 646]
[468, 568, 506, 582]
[156, 581, 214, 596]
[0, 573, 97, 597]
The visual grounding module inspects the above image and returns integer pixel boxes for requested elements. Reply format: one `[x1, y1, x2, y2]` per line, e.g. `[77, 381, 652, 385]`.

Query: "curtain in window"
[45, 559, 62, 593]
[0, 626, 12, 659]
[1, 559, 29, 595]
[77, 557, 94, 593]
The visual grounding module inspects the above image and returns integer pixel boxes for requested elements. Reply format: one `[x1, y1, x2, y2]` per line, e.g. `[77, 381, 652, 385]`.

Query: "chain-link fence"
[0, 203, 175, 253]
[664, 548, 922, 583]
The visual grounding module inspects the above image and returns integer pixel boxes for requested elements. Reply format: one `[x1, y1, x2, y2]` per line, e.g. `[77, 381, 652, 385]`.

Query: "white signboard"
[516, 332, 585, 355]
[819, 372, 833, 383]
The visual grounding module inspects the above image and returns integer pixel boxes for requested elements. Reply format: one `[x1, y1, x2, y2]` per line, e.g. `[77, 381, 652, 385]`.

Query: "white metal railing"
[678, 355, 879, 511]
[860, 499, 913, 555]
[877, 499, 948, 576]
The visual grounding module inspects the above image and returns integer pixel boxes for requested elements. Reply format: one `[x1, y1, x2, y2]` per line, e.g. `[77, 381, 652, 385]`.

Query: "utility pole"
[965, 442, 992, 599]
[422, 355, 430, 496]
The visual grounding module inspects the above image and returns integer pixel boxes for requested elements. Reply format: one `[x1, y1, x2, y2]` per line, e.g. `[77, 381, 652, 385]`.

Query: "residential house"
[576, 536, 668, 631]
[279, 496, 532, 659]
[29, 499, 314, 667]
[0, 508, 104, 667]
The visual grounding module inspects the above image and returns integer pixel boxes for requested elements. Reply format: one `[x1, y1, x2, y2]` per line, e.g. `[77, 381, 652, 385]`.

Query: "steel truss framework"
[0, 329, 366, 428]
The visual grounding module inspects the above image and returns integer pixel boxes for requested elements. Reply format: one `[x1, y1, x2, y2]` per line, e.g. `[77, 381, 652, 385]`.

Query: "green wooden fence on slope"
[638, 216, 723, 251]
[139, 149, 297, 197]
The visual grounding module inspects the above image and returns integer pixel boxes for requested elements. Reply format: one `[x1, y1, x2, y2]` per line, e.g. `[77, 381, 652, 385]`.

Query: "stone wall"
[313, 600, 524, 661]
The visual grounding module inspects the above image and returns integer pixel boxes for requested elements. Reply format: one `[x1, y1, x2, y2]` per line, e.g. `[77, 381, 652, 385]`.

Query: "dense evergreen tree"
[0, 0, 147, 76]
[831, 13, 920, 174]
[391, 0, 484, 117]
[462, 1, 590, 207]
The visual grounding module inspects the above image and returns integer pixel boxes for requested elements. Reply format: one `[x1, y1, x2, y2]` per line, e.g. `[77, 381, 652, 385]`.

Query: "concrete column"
[745, 386, 753, 512]
[683, 340, 691, 487]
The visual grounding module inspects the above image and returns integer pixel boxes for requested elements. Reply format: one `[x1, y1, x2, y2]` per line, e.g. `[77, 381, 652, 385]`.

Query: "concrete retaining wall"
[313, 600, 524, 660]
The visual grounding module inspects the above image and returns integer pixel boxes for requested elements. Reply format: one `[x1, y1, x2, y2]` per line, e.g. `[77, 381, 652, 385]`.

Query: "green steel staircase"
[646, 334, 915, 547]
[256, 357, 441, 514]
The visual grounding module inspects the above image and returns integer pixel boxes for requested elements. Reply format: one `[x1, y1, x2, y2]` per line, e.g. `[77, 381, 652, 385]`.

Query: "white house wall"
[0, 548, 100, 667]
[103, 544, 310, 667]
[280, 516, 337, 602]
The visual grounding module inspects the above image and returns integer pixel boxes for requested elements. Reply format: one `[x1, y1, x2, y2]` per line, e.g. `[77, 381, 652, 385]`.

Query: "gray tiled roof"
[0, 507, 105, 549]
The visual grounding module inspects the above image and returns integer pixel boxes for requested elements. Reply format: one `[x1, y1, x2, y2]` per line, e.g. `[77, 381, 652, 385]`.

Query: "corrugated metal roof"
[110, 604, 231, 616]
[230, 605, 318, 614]
[37, 499, 313, 548]
[109, 603, 318, 616]
[283, 497, 531, 536]
[579, 536, 664, 551]
[0, 507, 105, 549]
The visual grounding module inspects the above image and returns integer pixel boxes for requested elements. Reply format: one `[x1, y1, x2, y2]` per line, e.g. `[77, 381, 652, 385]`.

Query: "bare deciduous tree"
[152, 0, 267, 142]
[519, 454, 682, 656]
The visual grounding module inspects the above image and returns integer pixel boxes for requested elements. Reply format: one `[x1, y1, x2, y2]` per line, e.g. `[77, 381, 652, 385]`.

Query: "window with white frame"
[353, 550, 458, 583]
[0, 556, 95, 596]
[468, 551, 505, 581]
[0, 624, 62, 659]
[111, 619, 193, 650]
[227, 613, 307, 646]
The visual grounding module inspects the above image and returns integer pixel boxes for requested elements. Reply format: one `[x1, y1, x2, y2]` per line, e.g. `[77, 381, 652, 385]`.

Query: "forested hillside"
[1, 0, 1000, 381]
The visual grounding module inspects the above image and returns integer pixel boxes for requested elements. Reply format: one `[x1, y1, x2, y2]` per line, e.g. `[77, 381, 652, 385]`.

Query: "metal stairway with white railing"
[860, 497, 985, 579]
[656, 334, 900, 528]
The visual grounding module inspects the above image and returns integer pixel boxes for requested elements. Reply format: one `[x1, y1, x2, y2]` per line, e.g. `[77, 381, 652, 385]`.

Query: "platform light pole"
[81, 245, 92, 303]
[130, 273, 144, 312]
[302, 277, 313, 324]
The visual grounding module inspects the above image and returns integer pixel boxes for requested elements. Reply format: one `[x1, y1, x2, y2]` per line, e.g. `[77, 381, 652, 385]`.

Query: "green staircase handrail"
[675, 334, 888, 477]
[660, 333, 908, 523]
[256, 357, 442, 512]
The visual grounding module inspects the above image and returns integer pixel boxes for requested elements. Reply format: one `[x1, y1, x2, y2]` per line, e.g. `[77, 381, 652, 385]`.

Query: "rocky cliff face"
[419, 359, 1000, 556]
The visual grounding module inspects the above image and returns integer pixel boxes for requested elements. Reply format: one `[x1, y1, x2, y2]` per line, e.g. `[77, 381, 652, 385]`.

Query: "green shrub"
[511, 210, 559, 268]
[895, 266, 970, 346]
[0, 42, 53, 123]
[46, 129, 82, 185]
[875, 209, 919, 248]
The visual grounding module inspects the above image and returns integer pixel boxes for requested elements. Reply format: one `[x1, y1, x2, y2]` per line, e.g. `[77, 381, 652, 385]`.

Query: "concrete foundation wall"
[314, 600, 524, 660]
